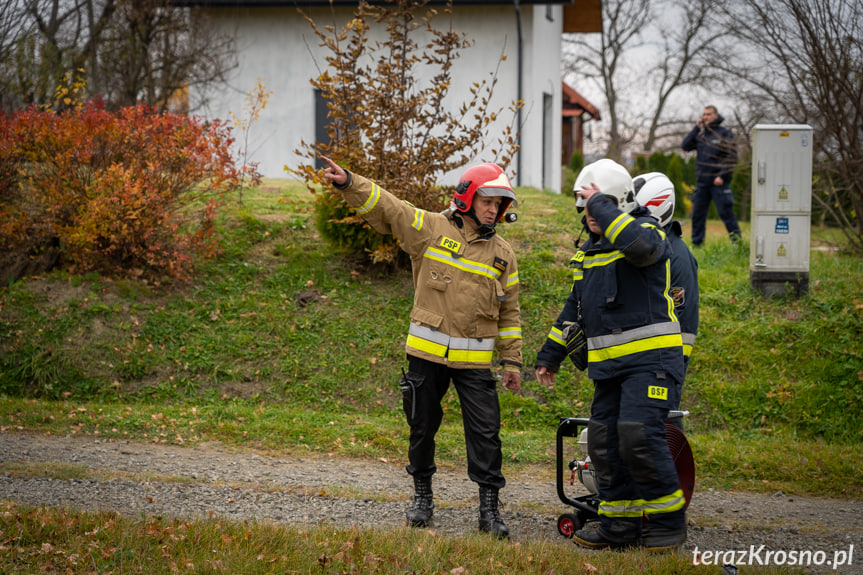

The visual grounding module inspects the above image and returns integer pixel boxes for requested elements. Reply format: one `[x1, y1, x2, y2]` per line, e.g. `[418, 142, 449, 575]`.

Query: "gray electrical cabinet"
[749, 124, 813, 297]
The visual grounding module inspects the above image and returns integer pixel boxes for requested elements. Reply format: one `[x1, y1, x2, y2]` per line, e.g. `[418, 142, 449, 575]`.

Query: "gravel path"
[1, 432, 861, 573]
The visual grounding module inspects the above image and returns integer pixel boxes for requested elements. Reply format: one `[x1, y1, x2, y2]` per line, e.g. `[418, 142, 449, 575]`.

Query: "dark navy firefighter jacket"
[665, 220, 699, 364]
[681, 113, 737, 186]
[536, 194, 685, 384]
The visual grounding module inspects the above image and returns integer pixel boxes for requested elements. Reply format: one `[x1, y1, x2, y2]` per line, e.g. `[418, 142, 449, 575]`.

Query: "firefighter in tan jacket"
[322, 156, 522, 539]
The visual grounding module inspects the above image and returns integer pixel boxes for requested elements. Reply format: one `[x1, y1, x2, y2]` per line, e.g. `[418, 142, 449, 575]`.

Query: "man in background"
[682, 105, 741, 246]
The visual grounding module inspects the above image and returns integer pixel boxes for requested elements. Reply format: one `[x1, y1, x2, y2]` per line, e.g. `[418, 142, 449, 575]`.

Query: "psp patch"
[669, 286, 686, 308]
[439, 236, 461, 253]
[493, 257, 508, 272]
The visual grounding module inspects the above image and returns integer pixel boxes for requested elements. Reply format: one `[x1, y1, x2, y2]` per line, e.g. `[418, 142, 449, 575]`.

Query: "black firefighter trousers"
[401, 355, 505, 490]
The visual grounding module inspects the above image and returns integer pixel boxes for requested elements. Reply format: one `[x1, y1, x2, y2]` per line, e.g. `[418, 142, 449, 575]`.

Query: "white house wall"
[196, 4, 563, 192]
[525, 4, 563, 193]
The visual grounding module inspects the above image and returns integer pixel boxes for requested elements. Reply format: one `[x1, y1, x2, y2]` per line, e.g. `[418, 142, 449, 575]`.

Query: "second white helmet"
[573, 159, 637, 214]
[633, 172, 675, 227]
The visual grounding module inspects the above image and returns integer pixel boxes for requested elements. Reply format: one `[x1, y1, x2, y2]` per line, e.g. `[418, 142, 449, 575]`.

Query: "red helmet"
[452, 163, 518, 222]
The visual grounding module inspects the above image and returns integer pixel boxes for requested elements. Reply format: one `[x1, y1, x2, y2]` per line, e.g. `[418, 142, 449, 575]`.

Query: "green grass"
[0, 501, 809, 575]
[0, 179, 859, 573]
[1, 181, 861, 491]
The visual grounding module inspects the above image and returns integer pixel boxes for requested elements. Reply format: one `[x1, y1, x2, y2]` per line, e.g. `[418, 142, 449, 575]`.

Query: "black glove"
[562, 321, 587, 371]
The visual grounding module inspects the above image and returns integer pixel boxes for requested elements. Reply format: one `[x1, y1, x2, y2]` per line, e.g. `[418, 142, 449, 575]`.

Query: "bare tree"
[563, 0, 729, 161]
[0, 0, 235, 112]
[563, 0, 651, 161]
[293, 0, 521, 266]
[712, 0, 863, 252]
[97, 1, 235, 111]
[0, 2, 33, 110]
[19, 0, 118, 108]
[640, 0, 727, 152]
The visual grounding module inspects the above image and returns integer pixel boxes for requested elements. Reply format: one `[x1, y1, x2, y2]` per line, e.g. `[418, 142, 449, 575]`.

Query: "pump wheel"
[557, 513, 582, 538]
[666, 424, 696, 509]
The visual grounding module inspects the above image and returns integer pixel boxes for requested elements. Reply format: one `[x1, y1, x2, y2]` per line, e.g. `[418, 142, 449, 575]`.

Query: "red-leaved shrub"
[0, 102, 255, 282]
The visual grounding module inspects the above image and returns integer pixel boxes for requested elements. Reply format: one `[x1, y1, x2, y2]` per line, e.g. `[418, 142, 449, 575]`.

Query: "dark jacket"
[536, 194, 684, 383]
[682, 114, 737, 185]
[666, 221, 699, 361]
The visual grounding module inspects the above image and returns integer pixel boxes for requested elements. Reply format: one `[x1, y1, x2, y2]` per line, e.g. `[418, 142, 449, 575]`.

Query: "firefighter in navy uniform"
[534, 159, 687, 551]
[634, 172, 699, 426]
[321, 156, 522, 539]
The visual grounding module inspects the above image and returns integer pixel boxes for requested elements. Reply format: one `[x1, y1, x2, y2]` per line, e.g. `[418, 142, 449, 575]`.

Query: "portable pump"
[554, 411, 696, 538]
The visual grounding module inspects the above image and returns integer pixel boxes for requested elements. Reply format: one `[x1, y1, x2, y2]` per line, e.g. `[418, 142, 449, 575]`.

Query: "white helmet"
[633, 172, 675, 227]
[573, 159, 637, 214]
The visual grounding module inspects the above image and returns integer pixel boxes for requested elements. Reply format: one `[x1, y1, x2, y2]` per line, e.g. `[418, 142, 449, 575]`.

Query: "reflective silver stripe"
[605, 213, 634, 243]
[498, 327, 522, 340]
[408, 323, 495, 350]
[356, 183, 381, 214]
[547, 326, 565, 346]
[600, 490, 686, 517]
[506, 271, 519, 288]
[409, 323, 449, 346]
[597, 501, 643, 518]
[643, 490, 686, 515]
[449, 336, 495, 352]
[588, 322, 681, 350]
[682, 332, 696, 357]
[583, 251, 625, 268]
[412, 208, 424, 230]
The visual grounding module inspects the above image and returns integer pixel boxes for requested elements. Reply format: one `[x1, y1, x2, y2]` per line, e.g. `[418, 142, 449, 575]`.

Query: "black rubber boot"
[478, 486, 509, 539]
[572, 520, 640, 550]
[405, 476, 434, 527]
[641, 525, 687, 552]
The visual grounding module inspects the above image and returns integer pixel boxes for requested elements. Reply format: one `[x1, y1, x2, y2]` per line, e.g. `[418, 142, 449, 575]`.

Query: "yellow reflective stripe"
[448, 348, 494, 363]
[411, 208, 424, 230]
[423, 247, 502, 280]
[587, 322, 682, 363]
[506, 271, 519, 288]
[682, 333, 696, 357]
[547, 326, 565, 346]
[406, 333, 446, 358]
[598, 489, 685, 517]
[356, 183, 381, 215]
[409, 323, 449, 346]
[598, 500, 643, 518]
[408, 324, 499, 363]
[589, 333, 683, 363]
[583, 251, 625, 268]
[572, 268, 583, 282]
[640, 221, 665, 239]
[498, 327, 522, 340]
[605, 213, 634, 244]
[643, 489, 686, 515]
[588, 322, 680, 349]
[449, 336, 495, 352]
[664, 260, 678, 322]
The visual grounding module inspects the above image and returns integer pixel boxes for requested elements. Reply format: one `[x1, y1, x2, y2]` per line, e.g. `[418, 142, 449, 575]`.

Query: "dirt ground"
[1, 432, 861, 574]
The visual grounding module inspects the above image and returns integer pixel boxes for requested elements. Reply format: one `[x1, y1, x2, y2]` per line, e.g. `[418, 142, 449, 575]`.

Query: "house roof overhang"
[561, 81, 600, 120]
[170, 0, 603, 33]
